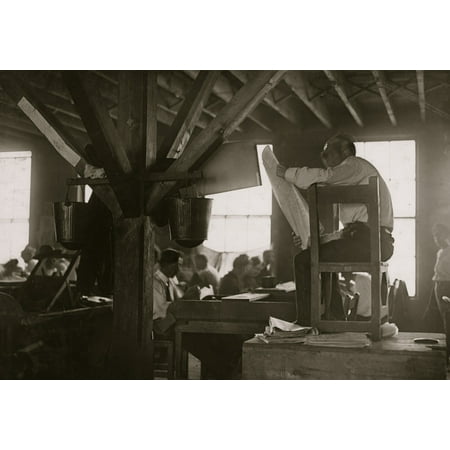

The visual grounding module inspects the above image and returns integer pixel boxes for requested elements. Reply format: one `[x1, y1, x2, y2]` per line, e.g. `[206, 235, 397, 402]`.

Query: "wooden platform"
[242, 332, 447, 380]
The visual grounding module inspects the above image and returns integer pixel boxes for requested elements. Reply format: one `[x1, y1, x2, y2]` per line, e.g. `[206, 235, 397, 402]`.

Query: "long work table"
[171, 298, 296, 379]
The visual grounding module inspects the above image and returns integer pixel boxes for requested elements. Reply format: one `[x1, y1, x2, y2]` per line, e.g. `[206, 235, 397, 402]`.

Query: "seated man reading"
[275, 134, 395, 324]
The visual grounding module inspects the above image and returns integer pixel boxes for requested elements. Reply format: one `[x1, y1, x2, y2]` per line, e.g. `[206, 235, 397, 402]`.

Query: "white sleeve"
[284, 167, 329, 189]
[284, 158, 363, 188]
[153, 280, 170, 319]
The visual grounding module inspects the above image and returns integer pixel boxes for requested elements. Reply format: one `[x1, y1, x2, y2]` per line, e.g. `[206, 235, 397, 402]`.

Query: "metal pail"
[53, 201, 90, 250]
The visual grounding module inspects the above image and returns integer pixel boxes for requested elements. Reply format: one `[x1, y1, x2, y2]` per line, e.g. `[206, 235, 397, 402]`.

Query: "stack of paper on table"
[255, 316, 314, 344]
[222, 292, 270, 302]
[305, 332, 371, 348]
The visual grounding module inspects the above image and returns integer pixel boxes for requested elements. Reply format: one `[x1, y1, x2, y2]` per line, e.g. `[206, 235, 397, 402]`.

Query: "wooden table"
[172, 299, 296, 379]
[242, 332, 447, 379]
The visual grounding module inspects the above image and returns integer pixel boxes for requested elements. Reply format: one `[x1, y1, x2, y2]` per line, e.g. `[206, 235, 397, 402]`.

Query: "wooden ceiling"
[2, 70, 450, 148]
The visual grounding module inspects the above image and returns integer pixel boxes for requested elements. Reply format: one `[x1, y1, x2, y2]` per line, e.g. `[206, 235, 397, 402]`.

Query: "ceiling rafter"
[324, 70, 363, 127]
[158, 71, 220, 160]
[385, 79, 450, 121]
[91, 70, 215, 131]
[229, 70, 301, 124]
[284, 71, 332, 128]
[372, 70, 397, 126]
[184, 70, 273, 132]
[417, 70, 426, 122]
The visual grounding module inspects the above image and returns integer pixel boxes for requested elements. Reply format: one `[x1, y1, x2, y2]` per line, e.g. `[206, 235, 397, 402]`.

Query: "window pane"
[204, 216, 226, 252]
[390, 218, 416, 295]
[224, 216, 249, 252]
[356, 141, 416, 295]
[247, 216, 271, 251]
[389, 180, 415, 217]
[0, 151, 31, 262]
[205, 144, 272, 256]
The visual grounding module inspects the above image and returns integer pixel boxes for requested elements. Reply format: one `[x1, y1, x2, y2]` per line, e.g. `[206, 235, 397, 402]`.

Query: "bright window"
[204, 144, 272, 275]
[0, 151, 32, 263]
[355, 140, 416, 295]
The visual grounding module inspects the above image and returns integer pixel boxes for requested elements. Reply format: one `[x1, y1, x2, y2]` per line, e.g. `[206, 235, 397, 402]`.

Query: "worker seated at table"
[219, 254, 252, 296]
[20, 245, 37, 277]
[153, 248, 182, 336]
[194, 253, 220, 294]
[153, 248, 244, 378]
[0, 259, 26, 282]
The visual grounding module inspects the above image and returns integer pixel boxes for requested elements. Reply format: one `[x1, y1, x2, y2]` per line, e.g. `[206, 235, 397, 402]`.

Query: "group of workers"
[0, 244, 71, 282]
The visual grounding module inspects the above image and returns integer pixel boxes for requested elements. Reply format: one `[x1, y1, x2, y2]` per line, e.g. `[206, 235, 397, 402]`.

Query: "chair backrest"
[308, 176, 381, 265]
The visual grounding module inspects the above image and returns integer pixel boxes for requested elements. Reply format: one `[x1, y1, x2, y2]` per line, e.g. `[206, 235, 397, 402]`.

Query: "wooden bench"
[242, 332, 447, 379]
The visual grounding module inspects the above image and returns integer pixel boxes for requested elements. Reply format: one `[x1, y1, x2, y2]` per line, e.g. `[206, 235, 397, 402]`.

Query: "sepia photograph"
[0, 2, 448, 449]
[0, 69, 447, 380]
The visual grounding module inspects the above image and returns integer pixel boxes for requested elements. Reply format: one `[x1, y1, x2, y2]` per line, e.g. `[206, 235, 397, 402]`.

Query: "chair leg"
[167, 344, 174, 380]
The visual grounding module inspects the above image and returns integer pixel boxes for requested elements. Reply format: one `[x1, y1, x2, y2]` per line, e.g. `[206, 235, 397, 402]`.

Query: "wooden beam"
[145, 71, 286, 212]
[146, 71, 158, 169]
[417, 70, 426, 122]
[230, 70, 301, 124]
[284, 71, 332, 128]
[184, 70, 272, 132]
[92, 71, 213, 130]
[63, 72, 140, 216]
[63, 71, 132, 176]
[0, 74, 122, 218]
[110, 216, 155, 378]
[324, 70, 364, 127]
[159, 71, 220, 159]
[372, 70, 397, 126]
[0, 75, 84, 170]
[118, 71, 146, 172]
[385, 79, 450, 121]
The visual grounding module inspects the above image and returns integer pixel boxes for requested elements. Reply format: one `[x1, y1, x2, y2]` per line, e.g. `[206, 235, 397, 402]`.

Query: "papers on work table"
[255, 317, 314, 344]
[199, 285, 215, 300]
[222, 292, 270, 302]
[274, 281, 295, 292]
[304, 332, 371, 348]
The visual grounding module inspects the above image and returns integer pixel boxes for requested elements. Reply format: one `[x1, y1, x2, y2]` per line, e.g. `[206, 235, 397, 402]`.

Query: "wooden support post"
[146, 72, 158, 169]
[110, 216, 154, 379]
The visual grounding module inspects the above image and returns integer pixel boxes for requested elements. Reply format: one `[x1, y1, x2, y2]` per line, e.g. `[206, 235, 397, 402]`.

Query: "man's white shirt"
[284, 155, 394, 230]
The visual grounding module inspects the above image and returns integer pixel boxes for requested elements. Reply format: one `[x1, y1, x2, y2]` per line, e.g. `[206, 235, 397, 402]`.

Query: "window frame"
[354, 136, 417, 298]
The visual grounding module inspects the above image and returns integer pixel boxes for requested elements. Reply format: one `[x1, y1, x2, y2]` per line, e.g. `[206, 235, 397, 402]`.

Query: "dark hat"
[34, 245, 63, 260]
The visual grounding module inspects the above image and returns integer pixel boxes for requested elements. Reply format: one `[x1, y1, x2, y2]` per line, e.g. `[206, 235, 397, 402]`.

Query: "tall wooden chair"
[308, 176, 389, 341]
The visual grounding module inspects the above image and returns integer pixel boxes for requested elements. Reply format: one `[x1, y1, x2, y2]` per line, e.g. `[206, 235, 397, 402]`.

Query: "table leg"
[175, 329, 183, 379]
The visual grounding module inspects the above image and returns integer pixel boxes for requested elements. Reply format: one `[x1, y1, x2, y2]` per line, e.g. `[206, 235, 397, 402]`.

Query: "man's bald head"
[321, 134, 356, 167]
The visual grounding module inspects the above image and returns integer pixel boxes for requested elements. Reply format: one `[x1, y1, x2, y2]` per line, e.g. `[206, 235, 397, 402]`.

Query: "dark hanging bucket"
[167, 197, 213, 248]
[53, 201, 90, 250]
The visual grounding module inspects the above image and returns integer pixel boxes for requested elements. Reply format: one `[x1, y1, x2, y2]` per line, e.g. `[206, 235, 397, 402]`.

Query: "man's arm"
[277, 158, 362, 189]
